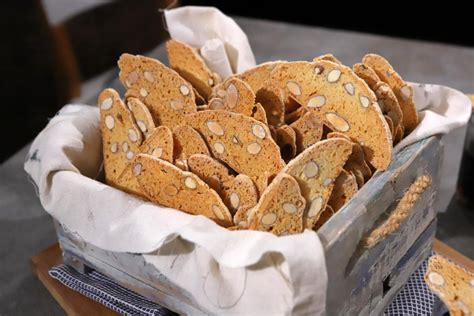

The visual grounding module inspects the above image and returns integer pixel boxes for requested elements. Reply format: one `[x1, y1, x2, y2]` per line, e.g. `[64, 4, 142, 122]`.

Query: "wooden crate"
[55, 136, 442, 315]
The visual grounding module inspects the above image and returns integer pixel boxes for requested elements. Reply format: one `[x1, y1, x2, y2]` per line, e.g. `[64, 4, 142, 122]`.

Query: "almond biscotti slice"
[425, 255, 474, 316]
[362, 54, 419, 132]
[353, 62, 403, 140]
[187, 154, 259, 215]
[118, 53, 197, 127]
[126, 97, 155, 138]
[328, 169, 358, 211]
[186, 110, 285, 194]
[166, 39, 221, 100]
[327, 132, 372, 185]
[248, 173, 306, 236]
[270, 60, 392, 170]
[172, 125, 211, 160]
[282, 138, 352, 229]
[275, 125, 297, 162]
[99, 88, 144, 186]
[290, 111, 323, 154]
[139, 126, 174, 163]
[235, 61, 284, 93]
[255, 80, 286, 127]
[209, 77, 268, 124]
[134, 154, 233, 227]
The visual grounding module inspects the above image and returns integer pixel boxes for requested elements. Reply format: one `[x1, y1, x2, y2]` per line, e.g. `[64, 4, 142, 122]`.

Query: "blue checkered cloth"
[49, 255, 447, 316]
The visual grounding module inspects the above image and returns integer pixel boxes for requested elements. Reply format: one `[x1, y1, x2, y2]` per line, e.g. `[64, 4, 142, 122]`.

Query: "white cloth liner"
[164, 6, 256, 77]
[24, 6, 471, 315]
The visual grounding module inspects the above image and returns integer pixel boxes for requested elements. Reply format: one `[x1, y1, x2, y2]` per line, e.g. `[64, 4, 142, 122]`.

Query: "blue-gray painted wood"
[55, 136, 443, 315]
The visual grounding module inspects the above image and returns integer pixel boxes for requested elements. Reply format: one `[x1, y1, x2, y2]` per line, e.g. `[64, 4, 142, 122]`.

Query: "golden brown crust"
[139, 126, 174, 163]
[282, 138, 353, 229]
[248, 173, 306, 236]
[166, 39, 220, 99]
[118, 53, 197, 127]
[362, 54, 418, 132]
[99, 88, 144, 186]
[270, 60, 392, 170]
[425, 255, 474, 316]
[186, 110, 285, 194]
[134, 154, 233, 226]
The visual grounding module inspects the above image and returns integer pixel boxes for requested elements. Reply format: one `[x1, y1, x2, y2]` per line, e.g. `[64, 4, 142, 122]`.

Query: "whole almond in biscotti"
[126, 97, 155, 138]
[223, 174, 259, 215]
[270, 60, 392, 170]
[327, 132, 372, 183]
[118, 53, 196, 127]
[313, 53, 342, 64]
[255, 80, 286, 126]
[425, 255, 474, 316]
[248, 173, 306, 236]
[186, 110, 285, 194]
[134, 154, 233, 226]
[236, 61, 284, 93]
[328, 169, 358, 211]
[172, 125, 210, 163]
[99, 88, 144, 186]
[166, 39, 220, 100]
[187, 154, 234, 193]
[209, 78, 268, 124]
[362, 54, 418, 132]
[290, 111, 323, 153]
[139, 126, 174, 163]
[313, 205, 334, 231]
[276, 125, 297, 162]
[282, 138, 352, 229]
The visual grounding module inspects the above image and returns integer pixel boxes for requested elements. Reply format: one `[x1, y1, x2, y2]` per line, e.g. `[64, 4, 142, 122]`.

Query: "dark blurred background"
[0, 0, 470, 162]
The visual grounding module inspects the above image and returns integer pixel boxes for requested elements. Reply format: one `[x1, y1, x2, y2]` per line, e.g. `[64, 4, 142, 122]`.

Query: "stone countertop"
[1, 16, 473, 315]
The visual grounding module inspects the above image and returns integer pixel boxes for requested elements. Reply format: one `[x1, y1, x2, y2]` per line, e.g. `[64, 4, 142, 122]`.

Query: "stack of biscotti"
[98, 39, 419, 235]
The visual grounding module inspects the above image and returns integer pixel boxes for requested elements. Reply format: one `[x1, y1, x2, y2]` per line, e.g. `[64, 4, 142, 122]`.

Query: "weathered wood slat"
[55, 136, 443, 315]
[320, 136, 442, 315]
